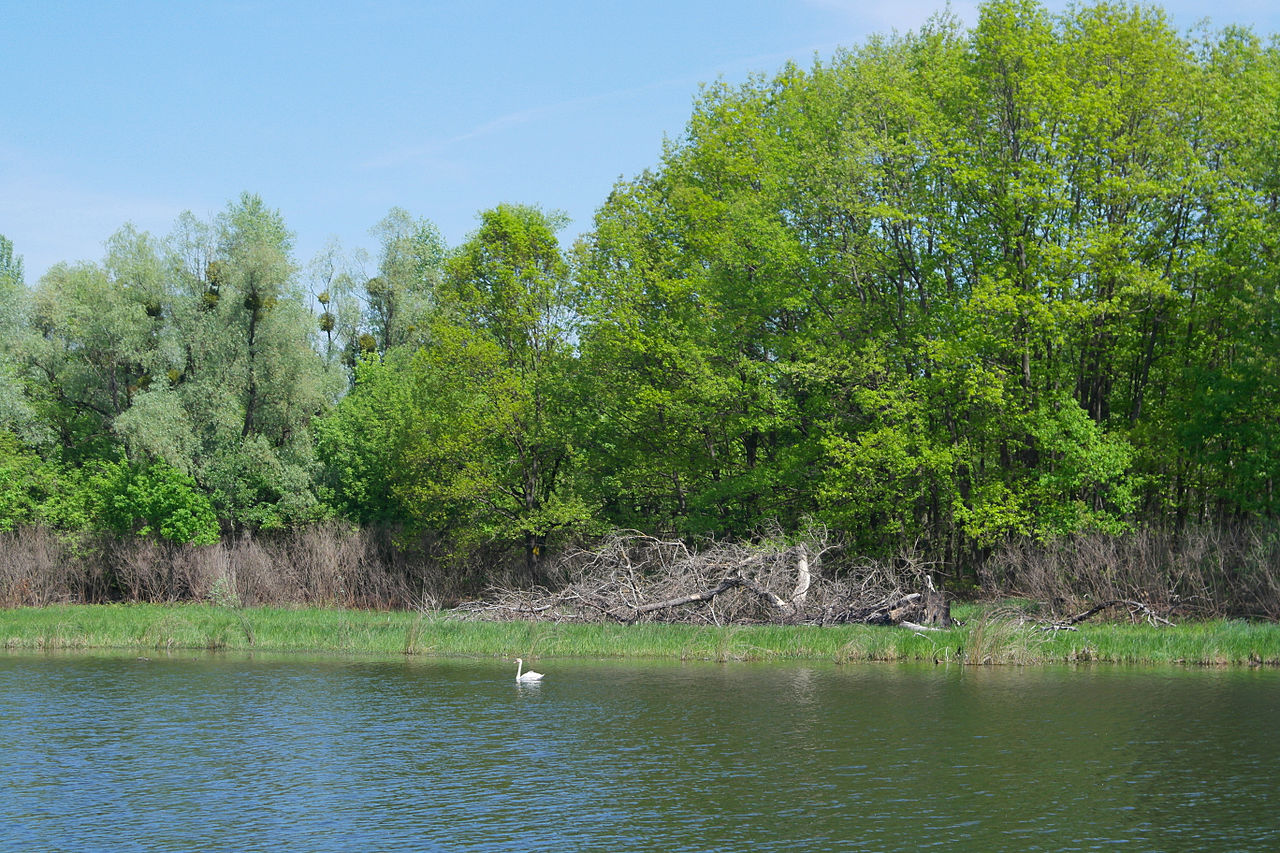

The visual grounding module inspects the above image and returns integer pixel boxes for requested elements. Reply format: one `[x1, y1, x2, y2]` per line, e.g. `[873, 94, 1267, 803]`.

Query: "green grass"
[2, 603, 1279, 667]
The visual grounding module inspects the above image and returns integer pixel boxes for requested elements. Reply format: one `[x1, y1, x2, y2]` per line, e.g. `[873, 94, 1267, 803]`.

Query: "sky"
[4, 0, 1279, 284]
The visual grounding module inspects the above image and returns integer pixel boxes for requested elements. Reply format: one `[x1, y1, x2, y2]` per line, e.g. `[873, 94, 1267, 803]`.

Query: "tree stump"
[923, 575, 953, 627]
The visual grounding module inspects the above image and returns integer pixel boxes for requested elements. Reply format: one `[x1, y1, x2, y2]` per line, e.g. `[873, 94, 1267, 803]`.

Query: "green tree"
[405, 204, 588, 574]
[25, 253, 158, 463]
[362, 207, 447, 356]
[575, 1, 1241, 563]
[0, 234, 23, 287]
[0, 429, 50, 531]
[0, 234, 31, 431]
[97, 457, 219, 545]
[305, 236, 366, 369]
[158, 193, 341, 528]
[575, 172, 761, 535]
[16, 196, 343, 531]
[313, 349, 419, 524]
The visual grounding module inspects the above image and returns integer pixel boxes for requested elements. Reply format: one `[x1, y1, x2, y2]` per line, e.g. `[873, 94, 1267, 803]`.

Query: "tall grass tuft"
[959, 613, 1047, 665]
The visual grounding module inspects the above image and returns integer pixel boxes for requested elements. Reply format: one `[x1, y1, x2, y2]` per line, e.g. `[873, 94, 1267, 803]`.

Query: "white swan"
[515, 658, 544, 682]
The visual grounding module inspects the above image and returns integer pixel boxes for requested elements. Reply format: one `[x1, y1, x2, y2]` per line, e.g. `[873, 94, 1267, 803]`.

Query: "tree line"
[3, 0, 1279, 596]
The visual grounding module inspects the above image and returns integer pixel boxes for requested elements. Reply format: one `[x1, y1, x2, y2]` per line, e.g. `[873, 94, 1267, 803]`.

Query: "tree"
[74, 196, 343, 530]
[575, 172, 755, 535]
[305, 236, 366, 369]
[25, 255, 157, 463]
[162, 193, 341, 528]
[0, 234, 23, 287]
[362, 207, 447, 356]
[313, 348, 419, 525]
[403, 204, 588, 575]
[97, 457, 219, 545]
[574, 1, 1260, 564]
[318, 204, 589, 574]
[0, 234, 31, 431]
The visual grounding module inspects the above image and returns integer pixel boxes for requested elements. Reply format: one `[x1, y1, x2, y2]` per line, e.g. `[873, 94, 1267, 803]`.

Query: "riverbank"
[3, 603, 1279, 666]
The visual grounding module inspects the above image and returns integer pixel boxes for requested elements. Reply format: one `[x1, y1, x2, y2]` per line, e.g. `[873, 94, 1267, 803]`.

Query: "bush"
[98, 459, 220, 545]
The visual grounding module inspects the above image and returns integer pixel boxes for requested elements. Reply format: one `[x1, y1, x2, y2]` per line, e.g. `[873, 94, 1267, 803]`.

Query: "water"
[1, 654, 1278, 852]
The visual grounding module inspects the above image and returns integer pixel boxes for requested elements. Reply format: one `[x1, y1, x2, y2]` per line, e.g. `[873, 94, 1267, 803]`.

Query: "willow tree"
[24, 228, 166, 463]
[9, 225, 224, 541]
[104, 194, 343, 529]
[362, 207, 447, 356]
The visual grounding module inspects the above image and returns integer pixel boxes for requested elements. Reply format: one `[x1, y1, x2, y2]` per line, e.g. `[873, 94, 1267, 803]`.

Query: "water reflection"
[1, 654, 1277, 851]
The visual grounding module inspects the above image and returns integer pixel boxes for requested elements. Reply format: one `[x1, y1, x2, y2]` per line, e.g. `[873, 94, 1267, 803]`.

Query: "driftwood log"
[457, 532, 954, 629]
[1040, 598, 1174, 630]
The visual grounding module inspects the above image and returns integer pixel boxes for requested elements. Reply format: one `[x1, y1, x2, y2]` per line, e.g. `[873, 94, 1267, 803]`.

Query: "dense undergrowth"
[4, 522, 1279, 625]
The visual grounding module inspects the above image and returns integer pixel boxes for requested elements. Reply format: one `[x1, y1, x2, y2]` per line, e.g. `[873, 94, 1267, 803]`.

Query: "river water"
[1, 653, 1277, 851]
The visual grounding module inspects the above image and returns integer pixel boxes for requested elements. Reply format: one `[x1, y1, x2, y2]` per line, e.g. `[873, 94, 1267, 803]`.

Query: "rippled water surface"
[2, 653, 1278, 851]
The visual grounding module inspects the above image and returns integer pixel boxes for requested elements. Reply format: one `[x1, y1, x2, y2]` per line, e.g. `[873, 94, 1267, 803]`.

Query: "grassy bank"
[3, 603, 1280, 667]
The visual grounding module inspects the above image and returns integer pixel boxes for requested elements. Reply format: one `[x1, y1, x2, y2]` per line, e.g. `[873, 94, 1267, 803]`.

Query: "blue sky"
[4, 0, 1278, 283]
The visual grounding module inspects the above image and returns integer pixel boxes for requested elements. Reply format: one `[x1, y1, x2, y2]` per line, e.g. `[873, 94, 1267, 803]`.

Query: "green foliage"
[0, 234, 23, 289]
[314, 351, 417, 524]
[0, 431, 129, 538]
[96, 457, 219, 545]
[156, 194, 340, 529]
[319, 204, 592, 570]
[0, 430, 48, 531]
[396, 323, 593, 549]
[364, 207, 447, 354]
[0, 234, 31, 431]
[7, 197, 341, 534]
[420, 205, 591, 565]
[6, 2, 1280, 585]
[1025, 397, 1137, 537]
[573, 0, 1280, 562]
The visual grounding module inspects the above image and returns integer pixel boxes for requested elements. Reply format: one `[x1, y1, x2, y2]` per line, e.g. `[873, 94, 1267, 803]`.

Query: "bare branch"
[458, 531, 954, 628]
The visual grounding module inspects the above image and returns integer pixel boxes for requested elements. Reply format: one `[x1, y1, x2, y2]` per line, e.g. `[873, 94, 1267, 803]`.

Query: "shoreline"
[3, 603, 1279, 668]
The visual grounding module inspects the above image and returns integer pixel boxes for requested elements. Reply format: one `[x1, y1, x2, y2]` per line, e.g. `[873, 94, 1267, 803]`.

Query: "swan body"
[515, 658, 544, 682]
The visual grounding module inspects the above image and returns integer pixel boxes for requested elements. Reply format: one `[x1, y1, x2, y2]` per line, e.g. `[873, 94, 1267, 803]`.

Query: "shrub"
[98, 459, 220, 545]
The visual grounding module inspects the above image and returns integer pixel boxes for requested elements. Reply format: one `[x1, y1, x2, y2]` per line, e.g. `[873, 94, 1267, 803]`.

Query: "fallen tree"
[1039, 599, 1176, 631]
[456, 531, 954, 628]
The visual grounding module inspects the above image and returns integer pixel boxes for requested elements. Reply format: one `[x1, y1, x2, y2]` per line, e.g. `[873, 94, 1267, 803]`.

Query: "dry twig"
[457, 531, 953, 628]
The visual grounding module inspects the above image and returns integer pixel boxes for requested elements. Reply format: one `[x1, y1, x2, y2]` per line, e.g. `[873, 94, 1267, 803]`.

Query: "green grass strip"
[2, 603, 1279, 667]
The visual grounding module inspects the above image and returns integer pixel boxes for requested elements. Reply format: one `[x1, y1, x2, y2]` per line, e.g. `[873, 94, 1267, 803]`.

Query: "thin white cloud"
[360, 49, 853, 175]
[360, 77, 690, 172]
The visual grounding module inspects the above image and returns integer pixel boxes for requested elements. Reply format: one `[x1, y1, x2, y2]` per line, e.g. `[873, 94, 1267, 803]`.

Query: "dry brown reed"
[984, 524, 1280, 620]
[0, 523, 487, 609]
[4, 521, 1279, 620]
[0, 526, 78, 606]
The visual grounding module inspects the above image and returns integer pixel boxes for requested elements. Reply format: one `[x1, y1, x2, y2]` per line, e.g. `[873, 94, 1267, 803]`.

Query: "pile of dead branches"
[455, 531, 953, 628]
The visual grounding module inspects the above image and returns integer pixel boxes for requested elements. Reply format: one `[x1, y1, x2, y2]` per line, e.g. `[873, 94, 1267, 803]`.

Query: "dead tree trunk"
[623, 577, 745, 623]
[791, 549, 810, 609]
[923, 575, 952, 627]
